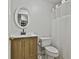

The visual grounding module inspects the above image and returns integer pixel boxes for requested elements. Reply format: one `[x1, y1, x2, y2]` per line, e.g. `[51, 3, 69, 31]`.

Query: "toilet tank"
[39, 37, 51, 47]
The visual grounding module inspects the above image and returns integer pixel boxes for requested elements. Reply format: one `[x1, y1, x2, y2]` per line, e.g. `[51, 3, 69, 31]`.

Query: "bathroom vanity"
[10, 36, 38, 59]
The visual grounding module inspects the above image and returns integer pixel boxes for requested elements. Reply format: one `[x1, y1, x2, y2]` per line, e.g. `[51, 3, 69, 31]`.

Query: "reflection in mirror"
[18, 14, 28, 27]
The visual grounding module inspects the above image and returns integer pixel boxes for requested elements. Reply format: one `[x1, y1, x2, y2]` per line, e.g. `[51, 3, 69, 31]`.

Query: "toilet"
[39, 37, 59, 59]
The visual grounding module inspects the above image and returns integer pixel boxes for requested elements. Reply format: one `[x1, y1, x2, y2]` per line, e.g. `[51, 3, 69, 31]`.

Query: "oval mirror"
[15, 7, 29, 29]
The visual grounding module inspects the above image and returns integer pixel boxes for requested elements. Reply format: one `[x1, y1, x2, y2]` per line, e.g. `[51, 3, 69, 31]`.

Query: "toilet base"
[48, 56, 54, 59]
[45, 55, 54, 59]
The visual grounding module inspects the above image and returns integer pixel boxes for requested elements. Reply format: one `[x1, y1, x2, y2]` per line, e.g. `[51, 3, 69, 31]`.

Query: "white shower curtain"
[52, 15, 71, 59]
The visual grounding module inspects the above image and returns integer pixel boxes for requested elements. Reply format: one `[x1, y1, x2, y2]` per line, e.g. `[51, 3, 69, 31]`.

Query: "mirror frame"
[15, 7, 30, 29]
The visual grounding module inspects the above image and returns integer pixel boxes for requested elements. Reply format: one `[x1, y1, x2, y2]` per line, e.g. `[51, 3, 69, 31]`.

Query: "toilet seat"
[45, 46, 58, 54]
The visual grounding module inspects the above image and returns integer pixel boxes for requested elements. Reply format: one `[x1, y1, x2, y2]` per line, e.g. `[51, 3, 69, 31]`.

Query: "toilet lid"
[45, 46, 58, 53]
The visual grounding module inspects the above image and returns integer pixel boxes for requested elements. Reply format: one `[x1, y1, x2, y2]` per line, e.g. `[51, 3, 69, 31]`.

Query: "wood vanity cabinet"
[10, 36, 38, 59]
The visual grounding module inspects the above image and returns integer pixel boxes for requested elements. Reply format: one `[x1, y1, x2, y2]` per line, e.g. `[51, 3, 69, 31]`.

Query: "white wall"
[51, 1, 71, 59]
[9, 0, 53, 37]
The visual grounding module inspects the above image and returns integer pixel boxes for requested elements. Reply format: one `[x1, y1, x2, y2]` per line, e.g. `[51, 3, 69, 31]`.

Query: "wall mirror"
[15, 7, 29, 35]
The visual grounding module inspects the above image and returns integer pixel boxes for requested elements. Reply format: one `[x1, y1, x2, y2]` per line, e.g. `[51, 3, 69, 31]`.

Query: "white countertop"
[10, 33, 38, 38]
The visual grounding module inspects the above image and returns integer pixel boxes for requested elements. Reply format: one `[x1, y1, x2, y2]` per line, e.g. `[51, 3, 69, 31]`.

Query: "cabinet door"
[11, 39, 30, 59]
[29, 37, 37, 59]
[11, 39, 23, 59]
